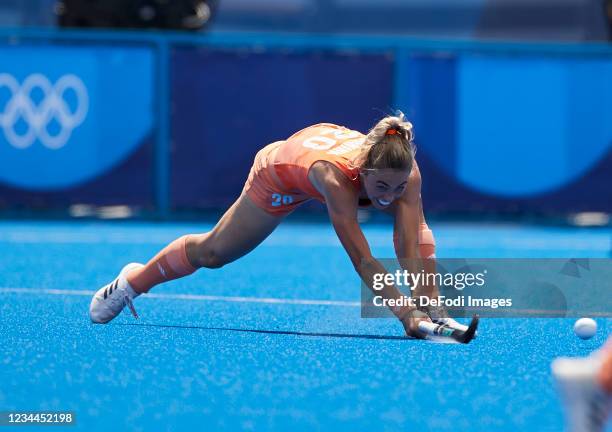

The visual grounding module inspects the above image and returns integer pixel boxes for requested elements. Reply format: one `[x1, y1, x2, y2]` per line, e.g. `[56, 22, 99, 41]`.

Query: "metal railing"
[1, 26, 611, 217]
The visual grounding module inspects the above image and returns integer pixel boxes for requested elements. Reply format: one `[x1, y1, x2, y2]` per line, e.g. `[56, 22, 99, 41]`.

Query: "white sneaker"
[552, 355, 611, 432]
[89, 262, 143, 324]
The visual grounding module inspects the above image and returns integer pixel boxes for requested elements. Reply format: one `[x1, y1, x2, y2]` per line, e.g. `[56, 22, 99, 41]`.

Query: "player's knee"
[194, 246, 227, 269]
[202, 249, 227, 269]
[189, 234, 228, 269]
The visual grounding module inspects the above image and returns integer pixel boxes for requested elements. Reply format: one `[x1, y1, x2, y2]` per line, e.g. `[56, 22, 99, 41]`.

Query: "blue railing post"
[155, 38, 171, 219]
[392, 47, 410, 112]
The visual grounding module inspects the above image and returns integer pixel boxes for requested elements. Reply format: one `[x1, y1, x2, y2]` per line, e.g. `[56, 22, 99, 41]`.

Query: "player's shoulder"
[309, 160, 355, 194]
[309, 160, 346, 184]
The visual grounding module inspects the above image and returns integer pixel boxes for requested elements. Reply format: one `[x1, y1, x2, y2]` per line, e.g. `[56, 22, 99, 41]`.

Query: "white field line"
[0, 230, 608, 250]
[0, 287, 361, 307]
[1, 288, 609, 317]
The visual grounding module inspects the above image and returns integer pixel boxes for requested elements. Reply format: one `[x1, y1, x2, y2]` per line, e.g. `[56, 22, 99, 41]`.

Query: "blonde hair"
[357, 113, 415, 172]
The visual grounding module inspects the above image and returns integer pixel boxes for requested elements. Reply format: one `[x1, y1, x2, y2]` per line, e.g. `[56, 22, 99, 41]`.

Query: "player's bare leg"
[90, 193, 284, 323]
[185, 193, 283, 269]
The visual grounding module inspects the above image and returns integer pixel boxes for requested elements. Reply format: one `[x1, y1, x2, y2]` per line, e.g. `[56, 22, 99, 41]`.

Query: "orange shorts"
[242, 142, 311, 216]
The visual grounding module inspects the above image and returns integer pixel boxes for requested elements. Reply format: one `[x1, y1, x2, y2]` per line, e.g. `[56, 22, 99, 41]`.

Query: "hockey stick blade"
[418, 314, 479, 344]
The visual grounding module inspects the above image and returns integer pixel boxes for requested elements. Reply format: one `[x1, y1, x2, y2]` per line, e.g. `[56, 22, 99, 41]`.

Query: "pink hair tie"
[386, 129, 398, 135]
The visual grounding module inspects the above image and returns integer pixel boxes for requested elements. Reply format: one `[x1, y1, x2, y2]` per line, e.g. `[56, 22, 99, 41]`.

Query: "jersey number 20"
[271, 193, 293, 207]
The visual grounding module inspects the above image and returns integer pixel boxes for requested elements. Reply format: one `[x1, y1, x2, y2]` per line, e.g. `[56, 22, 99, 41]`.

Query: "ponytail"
[358, 112, 415, 172]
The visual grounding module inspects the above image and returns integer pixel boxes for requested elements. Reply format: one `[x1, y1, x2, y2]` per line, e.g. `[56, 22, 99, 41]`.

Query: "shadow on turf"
[116, 323, 415, 341]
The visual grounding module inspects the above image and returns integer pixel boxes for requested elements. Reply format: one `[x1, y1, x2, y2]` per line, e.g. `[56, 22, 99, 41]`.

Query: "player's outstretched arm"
[308, 162, 431, 337]
[392, 165, 441, 302]
[392, 164, 422, 260]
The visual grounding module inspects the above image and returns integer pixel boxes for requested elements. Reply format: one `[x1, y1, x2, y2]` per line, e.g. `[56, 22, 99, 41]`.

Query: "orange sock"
[127, 235, 197, 293]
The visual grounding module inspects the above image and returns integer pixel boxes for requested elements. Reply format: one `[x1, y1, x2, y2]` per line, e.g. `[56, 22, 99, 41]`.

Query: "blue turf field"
[0, 220, 610, 431]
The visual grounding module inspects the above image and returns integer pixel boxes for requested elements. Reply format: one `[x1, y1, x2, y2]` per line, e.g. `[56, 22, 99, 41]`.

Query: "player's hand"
[399, 308, 431, 338]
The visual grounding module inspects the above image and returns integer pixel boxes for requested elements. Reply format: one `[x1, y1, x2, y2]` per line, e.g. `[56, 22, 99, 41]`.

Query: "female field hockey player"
[89, 114, 463, 338]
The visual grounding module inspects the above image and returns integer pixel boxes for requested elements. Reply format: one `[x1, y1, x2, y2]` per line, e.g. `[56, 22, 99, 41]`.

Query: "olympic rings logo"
[0, 73, 89, 150]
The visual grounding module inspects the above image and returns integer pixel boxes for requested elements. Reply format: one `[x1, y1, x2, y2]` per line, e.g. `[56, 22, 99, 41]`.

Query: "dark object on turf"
[418, 314, 479, 344]
[55, 0, 216, 30]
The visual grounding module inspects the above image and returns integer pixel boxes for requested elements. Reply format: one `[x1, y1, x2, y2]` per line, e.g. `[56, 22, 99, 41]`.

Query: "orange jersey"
[274, 123, 366, 201]
[242, 123, 366, 216]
